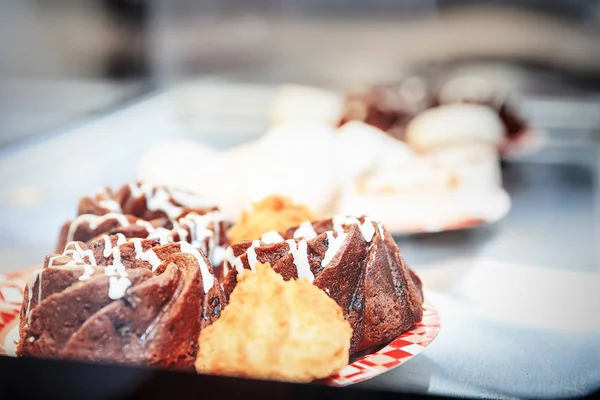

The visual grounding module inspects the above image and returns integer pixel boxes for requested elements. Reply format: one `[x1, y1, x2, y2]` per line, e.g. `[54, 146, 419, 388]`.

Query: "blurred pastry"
[339, 75, 526, 143]
[195, 262, 352, 382]
[404, 103, 505, 152]
[437, 75, 526, 138]
[228, 195, 317, 243]
[338, 77, 436, 141]
[425, 143, 502, 188]
[335, 121, 415, 183]
[268, 84, 343, 127]
[237, 121, 339, 216]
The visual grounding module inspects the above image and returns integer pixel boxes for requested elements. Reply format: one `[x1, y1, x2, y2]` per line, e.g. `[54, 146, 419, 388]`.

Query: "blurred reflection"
[0, 0, 150, 148]
[2, 1, 600, 148]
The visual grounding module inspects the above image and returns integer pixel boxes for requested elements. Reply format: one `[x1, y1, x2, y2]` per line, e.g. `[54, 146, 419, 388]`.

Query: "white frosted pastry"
[405, 103, 505, 152]
[437, 75, 499, 106]
[425, 143, 502, 188]
[337, 186, 511, 233]
[359, 156, 449, 194]
[268, 84, 343, 127]
[335, 122, 507, 232]
[335, 121, 414, 182]
[335, 121, 450, 194]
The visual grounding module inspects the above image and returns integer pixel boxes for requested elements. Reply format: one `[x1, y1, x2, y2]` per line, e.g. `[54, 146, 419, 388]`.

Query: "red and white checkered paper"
[323, 303, 440, 386]
[0, 268, 440, 386]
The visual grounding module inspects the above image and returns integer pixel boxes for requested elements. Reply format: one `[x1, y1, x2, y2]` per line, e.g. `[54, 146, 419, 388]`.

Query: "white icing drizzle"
[129, 183, 184, 219]
[116, 233, 127, 245]
[179, 241, 214, 294]
[261, 230, 285, 244]
[47, 256, 59, 268]
[131, 182, 216, 212]
[59, 240, 99, 281]
[378, 223, 385, 239]
[66, 213, 130, 244]
[103, 246, 131, 299]
[331, 215, 376, 243]
[174, 227, 189, 242]
[131, 238, 163, 271]
[78, 264, 96, 281]
[179, 213, 212, 252]
[332, 215, 346, 233]
[359, 219, 376, 243]
[99, 199, 122, 213]
[108, 276, 132, 300]
[52, 231, 134, 300]
[211, 245, 226, 267]
[145, 186, 184, 220]
[102, 233, 128, 259]
[178, 211, 224, 266]
[286, 239, 314, 282]
[224, 246, 235, 267]
[102, 235, 113, 257]
[293, 221, 318, 240]
[111, 247, 126, 275]
[223, 246, 242, 277]
[146, 227, 172, 245]
[128, 182, 144, 198]
[246, 240, 260, 272]
[136, 220, 156, 233]
[233, 256, 245, 275]
[321, 231, 348, 268]
[63, 242, 97, 275]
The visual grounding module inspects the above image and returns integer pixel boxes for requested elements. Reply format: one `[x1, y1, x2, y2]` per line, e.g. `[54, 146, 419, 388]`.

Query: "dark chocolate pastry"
[79, 181, 217, 221]
[339, 75, 526, 141]
[18, 236, 226, 370]
[338, 77, 436, 141]
[223, 216, 424, 354]
[56, 182, 229, 277]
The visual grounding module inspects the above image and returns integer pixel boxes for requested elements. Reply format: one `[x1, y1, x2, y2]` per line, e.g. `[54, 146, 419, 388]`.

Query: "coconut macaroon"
[195, 262, 352, 383]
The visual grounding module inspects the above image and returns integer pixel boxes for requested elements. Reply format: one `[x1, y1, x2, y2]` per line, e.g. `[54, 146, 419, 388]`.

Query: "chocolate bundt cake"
[80, 181, 217, 220]
[223, 216, 424, 354]
[18, 235, 226, 370]
[56, 183, 229, 276]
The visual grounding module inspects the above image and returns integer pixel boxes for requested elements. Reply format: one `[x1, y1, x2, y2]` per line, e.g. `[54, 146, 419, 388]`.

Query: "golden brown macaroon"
[228, 195, 317, 243]
[195, 262, 352, 382]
